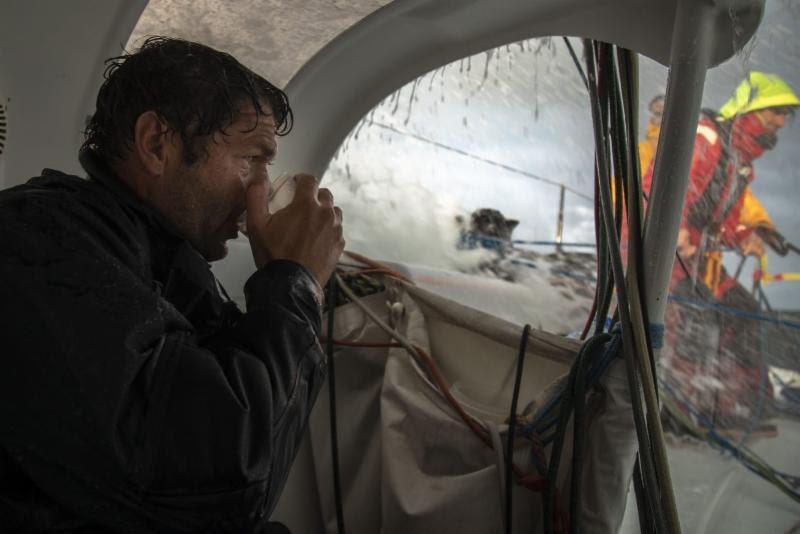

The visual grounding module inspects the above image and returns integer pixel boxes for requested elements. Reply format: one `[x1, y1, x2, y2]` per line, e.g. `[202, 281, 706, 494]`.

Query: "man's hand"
[246, 174, 345, 287]
[738, 232, 766, 258]
[676, 228, 697, 260]
[755, 226, 791, 256]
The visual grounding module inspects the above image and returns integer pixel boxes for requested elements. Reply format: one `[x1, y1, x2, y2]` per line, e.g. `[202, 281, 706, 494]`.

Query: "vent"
[0, 101, 6, 156]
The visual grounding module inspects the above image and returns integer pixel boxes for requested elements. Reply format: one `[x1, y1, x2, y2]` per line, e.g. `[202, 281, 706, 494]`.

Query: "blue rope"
[489, 253, 800, 332]
[510, 258, 538, 269]
[661, 379, 800, 501]
[521, 330, 622, 441]
[456, 239, 799, 332]
[457, 232, 510, 255]
[736, 294, 770, 448]
[458, 232, 598, 254]
[648, 323, 665, 350]
[513, 240, 596, 248]
[551, 270, 597, 283]
[668, 294, 800, 330]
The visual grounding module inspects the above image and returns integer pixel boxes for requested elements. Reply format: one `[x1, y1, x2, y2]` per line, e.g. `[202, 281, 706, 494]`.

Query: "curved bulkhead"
[6, 1, 800, 534]
[279, 0, 761, 179]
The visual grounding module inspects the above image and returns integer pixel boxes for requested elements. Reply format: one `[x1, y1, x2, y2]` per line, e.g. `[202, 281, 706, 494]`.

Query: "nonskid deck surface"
[620, 417, 800, 533]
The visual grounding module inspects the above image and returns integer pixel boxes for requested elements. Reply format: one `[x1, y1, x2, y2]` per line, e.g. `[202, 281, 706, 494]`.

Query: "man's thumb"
[246, 179, 270, 233]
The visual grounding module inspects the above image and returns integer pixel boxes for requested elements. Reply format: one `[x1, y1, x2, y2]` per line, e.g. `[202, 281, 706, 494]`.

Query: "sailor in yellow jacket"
[639, 94, 663, 175]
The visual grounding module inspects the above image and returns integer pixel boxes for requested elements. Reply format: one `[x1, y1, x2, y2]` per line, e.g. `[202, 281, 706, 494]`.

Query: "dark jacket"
[0, 150, 326, 532]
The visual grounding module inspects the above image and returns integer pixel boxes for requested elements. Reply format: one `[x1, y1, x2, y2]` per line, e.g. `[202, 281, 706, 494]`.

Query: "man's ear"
[133, 111, 177, 176]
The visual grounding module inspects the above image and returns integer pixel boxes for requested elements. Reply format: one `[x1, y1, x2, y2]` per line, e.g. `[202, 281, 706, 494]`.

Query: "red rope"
[342, 250, 414, 284]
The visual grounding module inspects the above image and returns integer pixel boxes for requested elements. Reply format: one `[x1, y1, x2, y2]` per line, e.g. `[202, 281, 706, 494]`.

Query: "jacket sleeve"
[640, 126, 716, 223]
[737, 186, 773, 230]
[719, 186, 774, 249]
[682, 125, 721, 229]
[0, 195, 326, 531]
[637, 121, 659, 175]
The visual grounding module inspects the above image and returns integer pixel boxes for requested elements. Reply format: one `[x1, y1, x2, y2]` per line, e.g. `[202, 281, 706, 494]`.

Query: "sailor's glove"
[755, 226, 797, 256]
[738, 232, 766, 258]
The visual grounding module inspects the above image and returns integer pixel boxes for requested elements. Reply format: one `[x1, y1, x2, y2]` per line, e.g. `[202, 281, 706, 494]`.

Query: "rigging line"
[333, 273, 493, 446]
[333, 268, 573, 522]
[585, 40, 669, 534]
[562, 37, 589, 91]
[609, 44, 680, 534]
[505, 324, 532, 534]
[667, 294, 800, 329]
[326, 278, 347, 534]
[369, 121, 593, 201]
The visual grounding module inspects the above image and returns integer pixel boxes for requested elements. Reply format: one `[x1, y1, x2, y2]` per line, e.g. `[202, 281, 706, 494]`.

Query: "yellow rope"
[754, 255, 800, 284]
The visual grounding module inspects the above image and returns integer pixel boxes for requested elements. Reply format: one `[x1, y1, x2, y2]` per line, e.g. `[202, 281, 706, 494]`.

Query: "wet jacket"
[638, 121, 660, 175]
[0, 150, 326, 532]
[641, 112, 774, 295]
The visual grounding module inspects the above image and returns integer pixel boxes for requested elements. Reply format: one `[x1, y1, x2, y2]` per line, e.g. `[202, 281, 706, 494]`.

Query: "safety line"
[668, 294, 800, 330]
[369, 121, 593, 201]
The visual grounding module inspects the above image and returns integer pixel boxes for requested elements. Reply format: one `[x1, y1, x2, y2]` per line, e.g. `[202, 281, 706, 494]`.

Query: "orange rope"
[342, 250, 414, 284]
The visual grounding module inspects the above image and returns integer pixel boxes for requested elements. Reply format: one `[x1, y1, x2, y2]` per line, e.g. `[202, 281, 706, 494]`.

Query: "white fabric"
[310, 282, 637, 533]
[580, 359, 639, 534]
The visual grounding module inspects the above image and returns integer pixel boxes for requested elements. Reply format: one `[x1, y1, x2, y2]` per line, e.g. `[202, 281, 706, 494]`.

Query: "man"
[642, 72, 799, 427]
[0, 37, 344, 532]
[638, 94, 664, 174]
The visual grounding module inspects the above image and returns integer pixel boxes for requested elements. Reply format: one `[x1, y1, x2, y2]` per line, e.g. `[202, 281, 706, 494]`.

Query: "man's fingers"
[246, 179, 269, 232]
[293, 174, 319, 202]
[334, 206, 343, 223]
[318, 188, 334, 207]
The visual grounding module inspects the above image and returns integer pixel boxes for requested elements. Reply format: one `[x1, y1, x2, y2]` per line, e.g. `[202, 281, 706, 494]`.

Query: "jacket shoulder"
[0, 169, 152, 277]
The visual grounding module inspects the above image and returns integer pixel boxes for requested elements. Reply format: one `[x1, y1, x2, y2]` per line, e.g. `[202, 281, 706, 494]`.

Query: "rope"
[754, 254, 800, 285]
[370, 121, 592, 201]
[326, 278, 347, 534]
[585, 39, 674, 534]
[332, 268, 570, 532]
[520, 331, 620, 442]
[562, 36, 589, 90]
[648, 323, 665, 350]
[668, 294, 800, 330]
[661, 379, 800, 504]
[505, 324, 532, 534]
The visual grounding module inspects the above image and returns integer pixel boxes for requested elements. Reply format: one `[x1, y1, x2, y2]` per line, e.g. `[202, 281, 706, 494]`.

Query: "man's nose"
[773, 113, 786, 129]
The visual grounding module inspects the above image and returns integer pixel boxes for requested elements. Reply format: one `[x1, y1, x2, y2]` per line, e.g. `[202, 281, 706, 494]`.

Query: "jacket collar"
[79, 148, 187, 244]
[79, 148, 229, 320]
[731, 112, 771, 163]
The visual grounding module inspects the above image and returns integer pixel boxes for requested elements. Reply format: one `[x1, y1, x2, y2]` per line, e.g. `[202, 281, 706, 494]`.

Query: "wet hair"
[82, 36, 293, 165]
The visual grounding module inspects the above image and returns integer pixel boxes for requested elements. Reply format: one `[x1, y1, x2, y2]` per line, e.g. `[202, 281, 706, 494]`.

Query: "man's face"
[753, 106, 793, 151]
[161, 101, 277, 261]
[649, 98, 664, 127]
[757, 106, 791, 135]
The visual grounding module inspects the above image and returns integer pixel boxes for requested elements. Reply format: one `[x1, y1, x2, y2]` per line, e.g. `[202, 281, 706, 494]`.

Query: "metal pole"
[641, 0, 716, 328]
[638, 5, 718, 530]
[556, 184, 566, 252]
